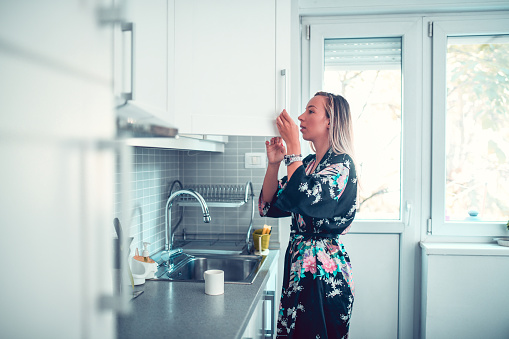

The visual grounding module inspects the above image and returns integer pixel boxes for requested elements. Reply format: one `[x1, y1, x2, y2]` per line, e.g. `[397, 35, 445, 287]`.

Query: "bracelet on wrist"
[284, 154, 303, 166]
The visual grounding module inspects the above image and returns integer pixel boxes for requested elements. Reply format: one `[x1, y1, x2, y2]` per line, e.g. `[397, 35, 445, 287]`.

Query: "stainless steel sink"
[153, 253, 265, 284]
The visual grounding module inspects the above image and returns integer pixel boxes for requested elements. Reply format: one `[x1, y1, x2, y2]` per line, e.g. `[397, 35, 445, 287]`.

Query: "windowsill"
[420, 241, 509, 256]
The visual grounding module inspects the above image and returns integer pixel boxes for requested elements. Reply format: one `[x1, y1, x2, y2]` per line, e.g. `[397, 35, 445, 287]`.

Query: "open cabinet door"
[0, 1, 120, 338]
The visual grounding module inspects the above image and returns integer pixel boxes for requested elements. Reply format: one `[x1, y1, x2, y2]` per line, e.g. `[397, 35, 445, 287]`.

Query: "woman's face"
[298, 95, 330, 142]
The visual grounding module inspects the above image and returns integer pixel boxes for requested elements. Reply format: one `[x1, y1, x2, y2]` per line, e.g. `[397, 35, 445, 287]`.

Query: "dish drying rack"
[177, 183, 253, 208]
[174, 181, 255, 252]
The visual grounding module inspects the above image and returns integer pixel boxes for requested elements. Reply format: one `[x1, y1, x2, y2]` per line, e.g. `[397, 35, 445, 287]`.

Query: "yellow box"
[253, 228, 270, 251]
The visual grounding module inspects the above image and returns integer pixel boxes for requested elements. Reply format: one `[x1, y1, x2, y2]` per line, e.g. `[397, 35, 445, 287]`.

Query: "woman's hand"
[265, 137, 285, 164]
[262, 137, 284, 202]
[276, 109, 300, 154]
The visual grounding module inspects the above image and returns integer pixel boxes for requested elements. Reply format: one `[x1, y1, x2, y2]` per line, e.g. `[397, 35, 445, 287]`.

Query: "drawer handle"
[263, 290, 276, 337]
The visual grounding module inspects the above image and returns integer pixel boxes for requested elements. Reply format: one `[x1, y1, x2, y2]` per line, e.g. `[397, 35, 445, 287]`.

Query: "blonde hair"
[312, 91, 356, 162]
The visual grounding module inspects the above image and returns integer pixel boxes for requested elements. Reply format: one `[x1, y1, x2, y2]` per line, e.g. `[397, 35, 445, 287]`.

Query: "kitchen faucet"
[163, 189, 211, 260]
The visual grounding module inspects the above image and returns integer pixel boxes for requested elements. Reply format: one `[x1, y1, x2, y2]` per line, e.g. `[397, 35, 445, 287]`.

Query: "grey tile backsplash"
[115, 136, 278, 256]
[115, 147, 180, 254]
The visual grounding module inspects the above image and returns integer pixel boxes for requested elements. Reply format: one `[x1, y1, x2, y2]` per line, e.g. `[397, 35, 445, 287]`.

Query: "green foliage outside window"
[446, 38, 509, 221]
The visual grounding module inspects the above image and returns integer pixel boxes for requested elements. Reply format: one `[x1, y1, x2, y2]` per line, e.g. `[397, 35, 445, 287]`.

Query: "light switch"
[245, 153, 266, 169]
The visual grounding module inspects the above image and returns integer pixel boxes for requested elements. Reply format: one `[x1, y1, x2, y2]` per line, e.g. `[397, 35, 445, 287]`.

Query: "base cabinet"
[421, 243, 509, 339]
[242, 255, 278, 339]
[242, 297, 265, 339]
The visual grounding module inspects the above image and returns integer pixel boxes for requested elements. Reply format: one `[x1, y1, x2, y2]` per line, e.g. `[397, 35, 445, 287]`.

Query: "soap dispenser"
[142, 242, 151, 262]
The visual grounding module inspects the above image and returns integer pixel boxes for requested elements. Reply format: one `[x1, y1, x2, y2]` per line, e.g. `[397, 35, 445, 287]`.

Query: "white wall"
[342, 234, 400, 339]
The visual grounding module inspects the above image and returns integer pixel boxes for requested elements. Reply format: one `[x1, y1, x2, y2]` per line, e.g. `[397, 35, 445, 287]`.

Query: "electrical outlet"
[245, 153, 266, 169]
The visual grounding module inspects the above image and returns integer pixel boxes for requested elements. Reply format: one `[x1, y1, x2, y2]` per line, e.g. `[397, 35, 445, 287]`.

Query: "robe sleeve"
[258, 177, 292, 218]
[274, 154, 356, 219]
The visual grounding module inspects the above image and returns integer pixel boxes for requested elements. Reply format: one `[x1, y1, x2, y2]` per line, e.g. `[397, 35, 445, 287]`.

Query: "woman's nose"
[298, 113, 304, 121]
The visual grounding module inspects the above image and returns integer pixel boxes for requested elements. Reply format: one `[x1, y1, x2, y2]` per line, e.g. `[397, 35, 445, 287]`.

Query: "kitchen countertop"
[117, 250, 279, 339]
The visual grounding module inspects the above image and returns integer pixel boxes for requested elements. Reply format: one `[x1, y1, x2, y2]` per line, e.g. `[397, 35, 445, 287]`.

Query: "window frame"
[305, 16, 423, 234]
[427, 13, 509, 236]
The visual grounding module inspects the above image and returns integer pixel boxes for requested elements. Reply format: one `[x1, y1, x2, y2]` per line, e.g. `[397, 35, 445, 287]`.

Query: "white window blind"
[324, 37, 401, 69]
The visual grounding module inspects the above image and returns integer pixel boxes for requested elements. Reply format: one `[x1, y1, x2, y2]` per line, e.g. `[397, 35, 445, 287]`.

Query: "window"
[430, 15, 509, 235]
[323, 37, 402, 220]
[306, 13, 509, 236]
[446, 36, 509, 221]
[307, 18, 421, 230]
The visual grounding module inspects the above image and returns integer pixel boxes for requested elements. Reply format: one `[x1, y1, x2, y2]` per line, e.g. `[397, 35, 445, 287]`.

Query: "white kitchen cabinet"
[114, 0, 175, 125]
[421, 243, 509, 339]
[243, 296, 265, 339]
[242, 253, 278, 339]
[174, 0, 291, 137]
[0, 1, 120, 338]
[262, 262, 278, 338]
[0, 1, 114, 139]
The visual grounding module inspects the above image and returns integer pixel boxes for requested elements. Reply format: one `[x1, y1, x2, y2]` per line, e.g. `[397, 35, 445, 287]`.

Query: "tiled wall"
[115, 136, 278, 256]
[115, 147, 180, 255]
[177, 136, 276, 247]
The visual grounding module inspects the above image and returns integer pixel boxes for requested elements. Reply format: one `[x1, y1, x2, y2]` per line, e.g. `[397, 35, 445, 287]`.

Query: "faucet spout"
[165, 189, 210, 252]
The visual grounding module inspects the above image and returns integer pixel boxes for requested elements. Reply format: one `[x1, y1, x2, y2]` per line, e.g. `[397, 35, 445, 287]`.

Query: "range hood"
[116, 102, 179, 138]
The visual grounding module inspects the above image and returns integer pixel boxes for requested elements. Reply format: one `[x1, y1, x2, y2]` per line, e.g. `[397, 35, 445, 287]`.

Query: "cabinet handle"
[263, 290, 276, 338]
[280, 69, 288, 110]
[121, 22, 135, 101]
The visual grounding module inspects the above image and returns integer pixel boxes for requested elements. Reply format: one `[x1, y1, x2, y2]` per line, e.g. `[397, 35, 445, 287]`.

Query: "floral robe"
[259, 149, 357, 339]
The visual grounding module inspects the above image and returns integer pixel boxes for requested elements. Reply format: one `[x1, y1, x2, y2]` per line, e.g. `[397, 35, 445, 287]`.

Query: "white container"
[130, 257, 158, 285]
[204, 270, 224, 295]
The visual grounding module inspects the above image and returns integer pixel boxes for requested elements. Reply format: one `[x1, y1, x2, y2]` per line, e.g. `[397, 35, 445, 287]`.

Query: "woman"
[259, 92, 358, 339]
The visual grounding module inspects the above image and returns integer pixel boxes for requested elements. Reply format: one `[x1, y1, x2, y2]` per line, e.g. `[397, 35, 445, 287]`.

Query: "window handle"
[404, 201, 412, 227]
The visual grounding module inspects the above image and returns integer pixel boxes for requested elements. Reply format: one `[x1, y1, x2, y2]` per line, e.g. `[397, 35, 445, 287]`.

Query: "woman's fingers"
[272, 137, 281, 145]
[277, 110, 297, 136]
[276, 115, 284, 129]
[267, 137, 283, 150]
[280, 109, 288, 120]
[266, 137, 285, 158]
[281, 110, 296, 126]
[277, 111, 294, 138]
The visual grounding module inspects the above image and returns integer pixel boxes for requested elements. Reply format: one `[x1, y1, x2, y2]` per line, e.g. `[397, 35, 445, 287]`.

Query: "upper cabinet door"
[0, 1, 113, 139]
[174, 0, 290, 136]
[114, 0, 172, 123]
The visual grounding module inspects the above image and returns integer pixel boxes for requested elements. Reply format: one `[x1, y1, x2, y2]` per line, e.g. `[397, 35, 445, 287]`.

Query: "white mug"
[204, 269, 224, 295]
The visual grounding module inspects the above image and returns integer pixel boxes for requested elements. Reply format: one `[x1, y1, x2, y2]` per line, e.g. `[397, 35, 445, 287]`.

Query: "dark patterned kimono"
[259, 149, 357, 339]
